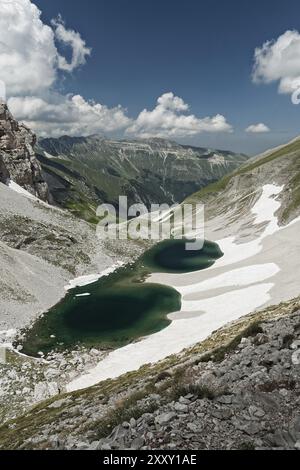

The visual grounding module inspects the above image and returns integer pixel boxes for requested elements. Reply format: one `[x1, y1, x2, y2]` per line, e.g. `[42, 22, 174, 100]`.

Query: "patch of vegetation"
[169, 383, 217, 402]
[155, 371, 172, 383]
[238, 140, 300, 173]
[197, 321, 263, 363]
[65, 200, 100, 225]
[93, 387, 159, 440]
[186, 174, 231, 202]
[281, 159, 300, 221]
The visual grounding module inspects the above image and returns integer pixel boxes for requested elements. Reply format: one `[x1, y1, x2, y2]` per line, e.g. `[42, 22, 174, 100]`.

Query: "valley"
[37, 136, 248, 222]
[2, 0, 300, 453]
[0, 102, 300, 450]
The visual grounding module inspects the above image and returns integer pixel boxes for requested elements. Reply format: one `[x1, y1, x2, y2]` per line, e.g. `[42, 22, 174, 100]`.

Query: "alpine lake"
[19, 239, 223, 356]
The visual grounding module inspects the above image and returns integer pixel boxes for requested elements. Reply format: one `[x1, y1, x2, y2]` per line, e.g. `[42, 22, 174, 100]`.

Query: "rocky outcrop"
[0, 180, 121, 332]
[0, 152, 9, 183]
[0, 102, 50, 201]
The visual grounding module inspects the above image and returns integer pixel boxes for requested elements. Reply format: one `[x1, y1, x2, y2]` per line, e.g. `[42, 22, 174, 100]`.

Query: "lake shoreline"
[18, 239, 222, 357]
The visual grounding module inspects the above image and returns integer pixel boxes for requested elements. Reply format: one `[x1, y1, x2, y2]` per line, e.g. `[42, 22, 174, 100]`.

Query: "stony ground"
[0, 340, 107, 423]
[0, 297, 299, 450]
[90, 311, 300, 451]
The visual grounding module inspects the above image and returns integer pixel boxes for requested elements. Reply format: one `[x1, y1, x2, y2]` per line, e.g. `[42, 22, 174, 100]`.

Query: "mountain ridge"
[36, 135, 248, 222]
[186, 134, 300, 224]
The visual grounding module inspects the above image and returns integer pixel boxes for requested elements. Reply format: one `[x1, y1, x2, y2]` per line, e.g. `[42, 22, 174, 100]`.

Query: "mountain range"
[36, 135, 248, 222]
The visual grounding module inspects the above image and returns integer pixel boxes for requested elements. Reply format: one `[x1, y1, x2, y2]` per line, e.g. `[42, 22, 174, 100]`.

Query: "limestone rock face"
[0, 153, 9, 183]
[0, 102, 50, 201]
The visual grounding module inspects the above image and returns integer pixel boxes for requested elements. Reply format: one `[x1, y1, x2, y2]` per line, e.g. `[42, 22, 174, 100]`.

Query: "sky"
[1, 0, 300, 154]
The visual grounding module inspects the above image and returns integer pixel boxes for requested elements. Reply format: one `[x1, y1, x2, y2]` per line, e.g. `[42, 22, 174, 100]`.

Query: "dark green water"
[20, 239, 223, 356]
[142, 239, 223, 273]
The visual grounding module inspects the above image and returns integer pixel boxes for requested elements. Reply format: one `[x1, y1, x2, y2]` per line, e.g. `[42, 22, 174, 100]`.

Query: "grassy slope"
[186, 139, 300, 221]
[41, 159, 102, 224]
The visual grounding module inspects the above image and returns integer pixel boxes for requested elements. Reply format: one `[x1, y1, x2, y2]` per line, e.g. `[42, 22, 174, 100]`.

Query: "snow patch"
[7, 179, 57, 210]
[177, 263, 279, 297]
[213, 184, 284, 269]
[8, 180, 39, 201]
[64, 262, 124, 291]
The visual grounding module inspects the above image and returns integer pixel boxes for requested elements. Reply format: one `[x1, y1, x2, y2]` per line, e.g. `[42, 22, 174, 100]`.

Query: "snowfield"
[67, 184, 300, 392]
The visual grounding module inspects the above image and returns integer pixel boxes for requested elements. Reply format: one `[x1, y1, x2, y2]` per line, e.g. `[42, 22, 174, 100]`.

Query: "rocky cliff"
[0, 102, 49, 201]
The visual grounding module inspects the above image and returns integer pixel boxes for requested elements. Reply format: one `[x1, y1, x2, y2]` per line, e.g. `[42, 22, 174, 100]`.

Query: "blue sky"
[2, 0, 300, 154]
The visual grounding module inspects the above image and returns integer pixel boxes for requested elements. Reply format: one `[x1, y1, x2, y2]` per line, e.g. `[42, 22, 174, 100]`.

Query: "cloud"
[9, 91, 232, 139]
[126, 92, 233, 138]
[0, 0, 90, 96]
[0, 0, 57, 95]
[245, 123, 270, 133]
[0, 0, 129, 137]
[52, 15, 91, 72]
[252, 30, 300, 94]
[0, 2, 233, 139]
[8, 94, 131, 137]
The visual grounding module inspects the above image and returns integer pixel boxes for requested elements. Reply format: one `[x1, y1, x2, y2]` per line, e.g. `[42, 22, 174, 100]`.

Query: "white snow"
[212, 184, 283, 269]
[43, 152, 56, 159]
[0, 329, 17, 340]
[252, 184, 283, 233]
[8, 180, 39, 202]
[66, 184, 293, 392]
[7, 179, 61, 211]
[177, 263, 279, 298]
[64, 262, 124, 291]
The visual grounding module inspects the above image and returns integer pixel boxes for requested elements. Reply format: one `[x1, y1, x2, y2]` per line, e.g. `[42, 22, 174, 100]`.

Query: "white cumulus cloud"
[126, 92, 233, 138]
[0, 2, 233, 139]
[0, 0, 91, 96]
[0, 0, 58, 95]
[8, 94, 131, 137]
[0, 0, 129, 136]
[245, 123, 270, 133]
[52, 15, 91, 72]
[252, 30, 300, 94]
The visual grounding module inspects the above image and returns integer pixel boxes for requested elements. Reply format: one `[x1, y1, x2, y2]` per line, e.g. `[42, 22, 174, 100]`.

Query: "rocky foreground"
[89, 308, 300, 451]
[0, 297, 299, 450]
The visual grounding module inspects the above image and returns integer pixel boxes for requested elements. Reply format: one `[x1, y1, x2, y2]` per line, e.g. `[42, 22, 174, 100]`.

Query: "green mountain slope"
[36, 136, 248, 223]
[186, 136, 300, 224]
